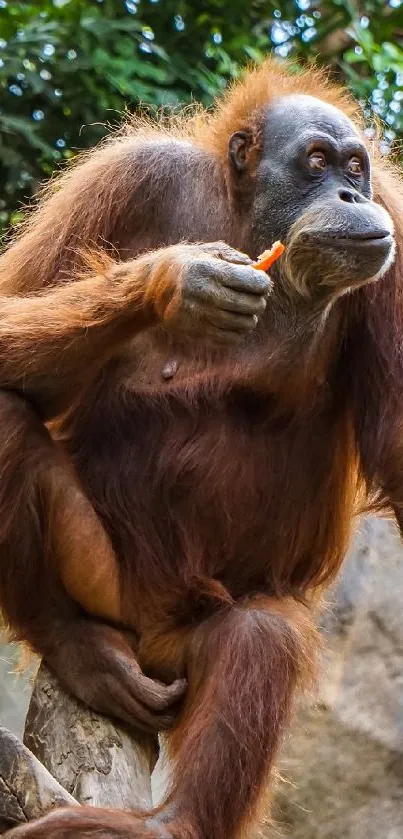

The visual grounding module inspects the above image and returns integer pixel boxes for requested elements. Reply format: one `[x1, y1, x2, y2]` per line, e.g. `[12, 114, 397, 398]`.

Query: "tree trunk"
[0, 663, 157, 833]
[0, 725, 75, 833]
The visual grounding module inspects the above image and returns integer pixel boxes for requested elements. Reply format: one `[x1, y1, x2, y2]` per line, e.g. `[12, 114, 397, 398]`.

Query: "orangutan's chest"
[73, 386, 354, 591]
[119, 328, 243, 390]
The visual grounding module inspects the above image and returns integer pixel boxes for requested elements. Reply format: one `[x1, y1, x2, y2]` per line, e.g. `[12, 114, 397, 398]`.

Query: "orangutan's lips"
[314, 230, 393, 247]
[339, 230, 391, 241]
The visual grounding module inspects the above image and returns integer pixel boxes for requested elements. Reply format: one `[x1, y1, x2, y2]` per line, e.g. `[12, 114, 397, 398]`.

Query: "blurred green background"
[0, 0, 402, 233]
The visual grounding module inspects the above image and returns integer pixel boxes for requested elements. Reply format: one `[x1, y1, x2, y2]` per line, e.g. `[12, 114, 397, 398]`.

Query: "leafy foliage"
[0, 0, 402, 230]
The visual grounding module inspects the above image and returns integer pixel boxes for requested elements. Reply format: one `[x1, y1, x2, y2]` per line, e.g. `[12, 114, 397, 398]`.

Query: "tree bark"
[0, 725, 76, 833]
[0, 663, 158, 833]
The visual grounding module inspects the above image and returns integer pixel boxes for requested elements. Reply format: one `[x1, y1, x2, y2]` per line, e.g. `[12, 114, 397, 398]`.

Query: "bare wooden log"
[0, 662, 159, 833]
[24, 663, 157, 811]
[0, 725, 76, 833]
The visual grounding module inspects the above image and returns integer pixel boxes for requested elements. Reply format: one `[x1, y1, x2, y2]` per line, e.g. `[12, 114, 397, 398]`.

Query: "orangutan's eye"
[308, 151, 327, 173]
[347, 156, 363, 176]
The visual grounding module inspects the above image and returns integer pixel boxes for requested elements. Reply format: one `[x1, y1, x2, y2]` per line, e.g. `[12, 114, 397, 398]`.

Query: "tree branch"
[0, 663, 158, 832]
[0, 725, 76, 833]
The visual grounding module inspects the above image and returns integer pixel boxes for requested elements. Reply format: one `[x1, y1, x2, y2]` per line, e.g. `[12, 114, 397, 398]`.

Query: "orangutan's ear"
[228, 131, 256, 173]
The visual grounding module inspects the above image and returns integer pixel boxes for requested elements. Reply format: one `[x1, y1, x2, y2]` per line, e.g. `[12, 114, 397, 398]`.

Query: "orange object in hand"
[253, 241, 285, 272]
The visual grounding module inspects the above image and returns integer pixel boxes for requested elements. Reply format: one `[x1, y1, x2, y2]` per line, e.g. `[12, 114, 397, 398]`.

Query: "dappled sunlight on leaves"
[0, 0, 401, 233]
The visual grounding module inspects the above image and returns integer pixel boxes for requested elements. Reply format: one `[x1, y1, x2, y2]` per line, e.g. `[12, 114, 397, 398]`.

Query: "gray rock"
[275, 517, 403, 838]
[0, 641, 31, 739]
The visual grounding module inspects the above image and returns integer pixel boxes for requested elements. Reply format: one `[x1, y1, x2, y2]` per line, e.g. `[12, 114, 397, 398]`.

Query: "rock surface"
[0, 643, 31, 739]
[274, 517, 403, 839]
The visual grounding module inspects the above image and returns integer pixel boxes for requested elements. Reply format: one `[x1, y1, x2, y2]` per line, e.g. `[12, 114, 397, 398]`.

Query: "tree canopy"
[0, 0, 402, 231]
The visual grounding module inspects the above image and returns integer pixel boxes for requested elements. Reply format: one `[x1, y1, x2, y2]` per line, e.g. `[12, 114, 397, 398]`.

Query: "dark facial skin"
[231, 95, 395, 301]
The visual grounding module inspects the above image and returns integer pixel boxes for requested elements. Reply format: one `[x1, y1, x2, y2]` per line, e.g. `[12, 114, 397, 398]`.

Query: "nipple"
[161, 359, 179, 380]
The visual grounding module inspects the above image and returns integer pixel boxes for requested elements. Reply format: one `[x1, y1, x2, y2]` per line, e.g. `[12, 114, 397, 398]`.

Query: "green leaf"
[0, 115, 54, 155]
